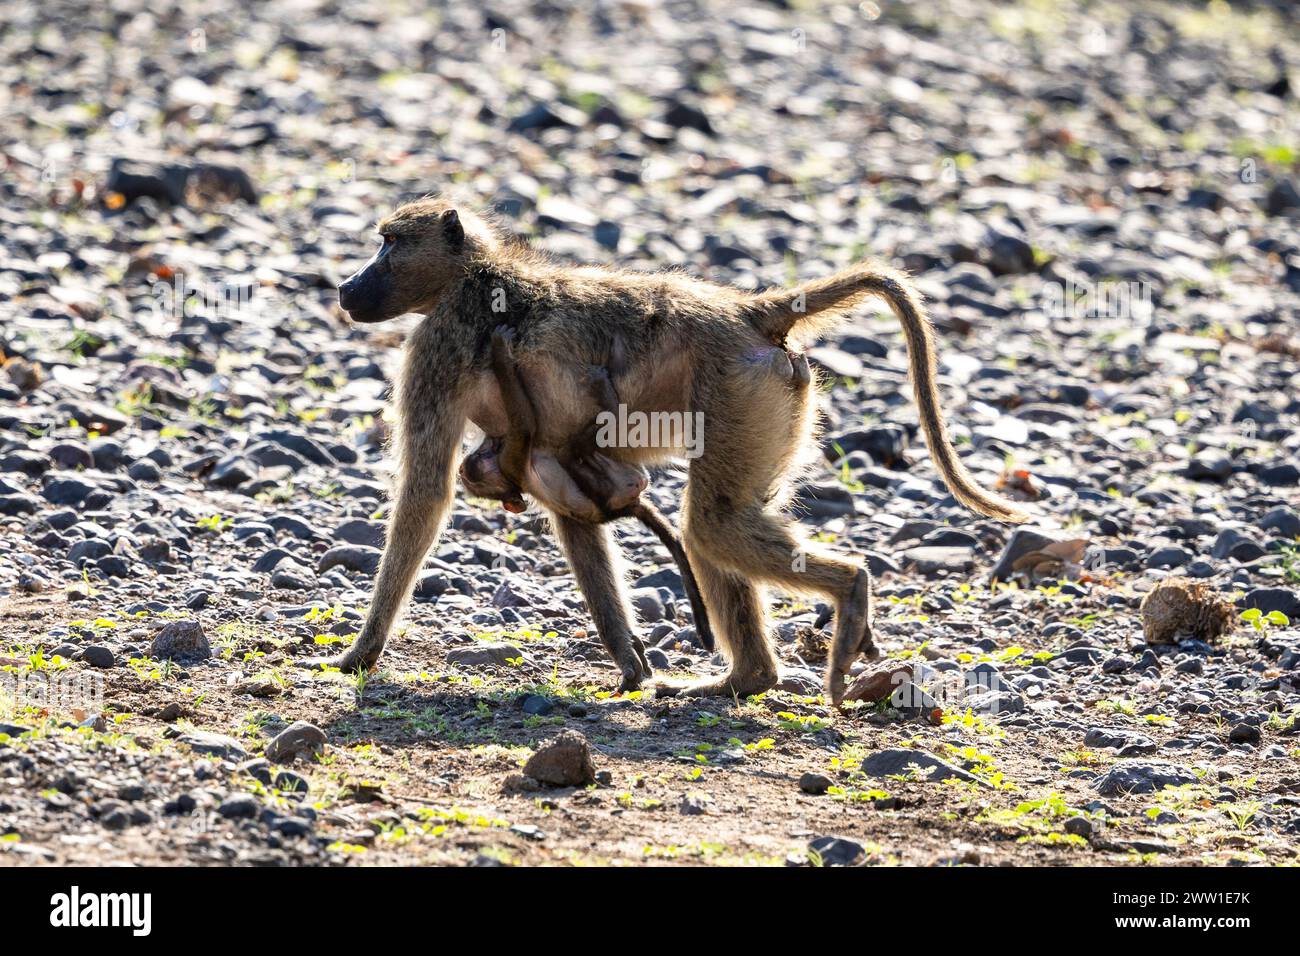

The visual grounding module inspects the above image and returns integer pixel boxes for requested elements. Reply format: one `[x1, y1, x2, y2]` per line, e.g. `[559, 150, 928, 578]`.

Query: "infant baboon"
[460, 323, 719, 654]
[331, 196, 1025, 703]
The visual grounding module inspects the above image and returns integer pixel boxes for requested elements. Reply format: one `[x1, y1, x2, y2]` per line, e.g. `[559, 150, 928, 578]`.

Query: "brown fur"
[324, 196, 1026, 704]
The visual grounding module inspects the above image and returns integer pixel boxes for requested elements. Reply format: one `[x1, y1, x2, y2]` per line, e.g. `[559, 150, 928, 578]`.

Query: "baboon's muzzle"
[338, 269, 385, 323]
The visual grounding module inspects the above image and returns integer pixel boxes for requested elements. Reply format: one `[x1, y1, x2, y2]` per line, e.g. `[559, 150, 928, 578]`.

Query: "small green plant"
[830, 441, 866, 493]
[1240, 608, 1289, 632]
[64, 329, 106, 359]
[1096, 698, 1138, 717]
[1275, 545, 1300, 584]
[775, 712, 832, 733]
[194, 514, 232, 533]
[1221, 801, 1261, 833]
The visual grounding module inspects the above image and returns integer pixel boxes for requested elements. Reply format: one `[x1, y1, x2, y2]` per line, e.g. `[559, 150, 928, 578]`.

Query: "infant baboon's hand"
[491, 323, 517, 351]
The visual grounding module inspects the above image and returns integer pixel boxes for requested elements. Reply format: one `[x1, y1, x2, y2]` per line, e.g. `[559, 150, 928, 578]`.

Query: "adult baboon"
[329, 196, 1024, 703]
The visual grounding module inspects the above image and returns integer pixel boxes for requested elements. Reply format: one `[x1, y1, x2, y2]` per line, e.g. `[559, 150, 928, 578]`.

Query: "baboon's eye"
[380, 233, 397, 246]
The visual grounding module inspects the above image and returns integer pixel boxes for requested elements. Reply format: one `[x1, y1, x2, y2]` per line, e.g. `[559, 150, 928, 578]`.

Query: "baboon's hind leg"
[682, 490, 878, 705]
[654, 542, 778, 699]
[682, 366, 877, 702]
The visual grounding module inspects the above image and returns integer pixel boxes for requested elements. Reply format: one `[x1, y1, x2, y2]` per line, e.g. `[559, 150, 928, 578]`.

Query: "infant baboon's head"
[339, 196, 496, 323]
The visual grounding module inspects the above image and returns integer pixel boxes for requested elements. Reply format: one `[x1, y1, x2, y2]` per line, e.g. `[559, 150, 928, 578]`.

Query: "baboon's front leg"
[306, 386, 466, 674]
[550, 513, 651, 691]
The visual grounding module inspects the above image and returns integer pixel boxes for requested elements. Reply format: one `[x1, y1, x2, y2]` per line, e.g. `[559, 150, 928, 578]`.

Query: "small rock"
[127, 459, 161, 482]
[271, 563, 315, 590]
[447, 643, 525, 667]
[177, 731, 247, 760]
[799, 772, 833, 795]
[235, 677, 284, 698]
[1084, 727, 1156, 751]
[1064, 816, 1093, 838]
[1228, 723, 1261, 746]
[1260, 506, 1300, 539]
[209, 455, 256, 488]
[1259, 461, 1300, 486]
[1095, 764, 1198, 796]
[265, 721, 327, 763]
[150, 619, 211, 661]
[841, 661, 915, 705]
[522, 730, 596, 787]
[807, 835, 865, 867]
[78, 645, 116, 668]
[217, 794, 260, 819]
[858, 748, 985, 786]
[317, 545, 382, 576]
[521, 694, 554, 716]
[630, 587, 665, 623]
[1146, 546, 1192, 569]
[901, 546, 975, 576]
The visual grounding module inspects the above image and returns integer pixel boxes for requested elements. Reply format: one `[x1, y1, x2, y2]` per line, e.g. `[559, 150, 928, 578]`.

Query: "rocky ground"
[2, 0, 1300, 867]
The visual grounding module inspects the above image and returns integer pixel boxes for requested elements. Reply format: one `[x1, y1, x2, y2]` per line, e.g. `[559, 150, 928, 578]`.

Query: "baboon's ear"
[441, 208, 465, 250]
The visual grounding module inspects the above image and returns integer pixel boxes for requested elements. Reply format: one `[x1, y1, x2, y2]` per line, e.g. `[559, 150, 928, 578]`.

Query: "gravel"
[0, 0, 1297, 868]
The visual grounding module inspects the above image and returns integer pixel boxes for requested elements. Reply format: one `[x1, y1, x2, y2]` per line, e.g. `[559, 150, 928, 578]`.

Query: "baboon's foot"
[298, 643, 381, 675]
[611, 639, 653, 694]
[614, 659, 651, 694]
[827, 568, 875, 707]
[655, 665, 778, 701]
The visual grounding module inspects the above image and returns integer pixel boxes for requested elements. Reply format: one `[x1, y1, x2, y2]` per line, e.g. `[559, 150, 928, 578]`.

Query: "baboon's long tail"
[746, 262, 1028, 524]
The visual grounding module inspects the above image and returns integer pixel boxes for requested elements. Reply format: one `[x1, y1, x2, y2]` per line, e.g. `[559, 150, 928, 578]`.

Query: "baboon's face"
[338, 203, 466, 323]
[459, 437, 527, 512]
[458, 436, 512, 498]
